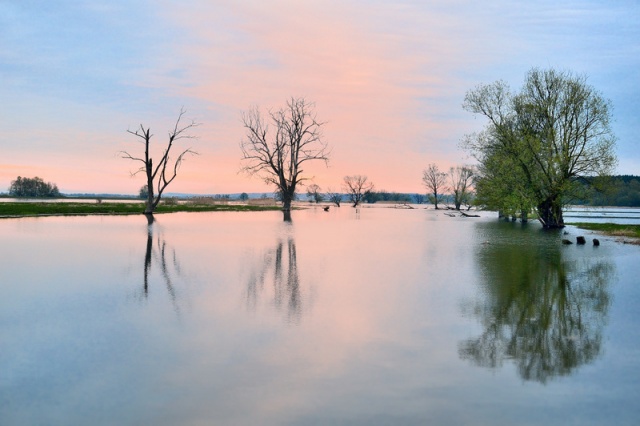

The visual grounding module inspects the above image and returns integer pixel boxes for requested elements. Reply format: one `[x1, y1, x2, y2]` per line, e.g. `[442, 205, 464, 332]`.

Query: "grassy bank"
[0, 202, 282, 218]
[570, 222, 640, 242]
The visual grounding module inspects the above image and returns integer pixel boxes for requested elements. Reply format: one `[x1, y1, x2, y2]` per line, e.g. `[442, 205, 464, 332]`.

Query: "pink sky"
[1, 1, 638, 195]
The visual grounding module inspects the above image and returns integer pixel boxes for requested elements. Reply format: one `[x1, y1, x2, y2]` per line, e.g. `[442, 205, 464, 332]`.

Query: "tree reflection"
[139, 223, 184, 315]
[459, 234, 613, 383]
[246, 237, 302, 324]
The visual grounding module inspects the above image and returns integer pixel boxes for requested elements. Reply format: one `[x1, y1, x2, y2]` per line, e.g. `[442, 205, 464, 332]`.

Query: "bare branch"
[239, 97, 329, 212]
[121, 109, 199, 215]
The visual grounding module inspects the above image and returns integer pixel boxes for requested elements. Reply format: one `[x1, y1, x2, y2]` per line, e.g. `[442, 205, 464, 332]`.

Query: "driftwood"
[461, 212, 480, 218]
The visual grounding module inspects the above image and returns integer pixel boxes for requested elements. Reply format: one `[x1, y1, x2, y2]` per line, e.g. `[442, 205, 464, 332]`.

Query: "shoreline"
[570, 222, 640, 245]
[0, 201, 282, 218]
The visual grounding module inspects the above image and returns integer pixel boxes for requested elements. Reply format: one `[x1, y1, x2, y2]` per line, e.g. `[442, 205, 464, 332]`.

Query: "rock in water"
[562, 239, 573, 245]
[576, 236, 586, 245]
[593, 238, 600, 246]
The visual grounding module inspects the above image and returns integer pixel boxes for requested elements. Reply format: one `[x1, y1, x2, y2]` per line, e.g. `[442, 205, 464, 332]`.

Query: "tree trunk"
[282, 192, 293, 212]
[145, 161, 155, 214]
[537, 196, 564, 228]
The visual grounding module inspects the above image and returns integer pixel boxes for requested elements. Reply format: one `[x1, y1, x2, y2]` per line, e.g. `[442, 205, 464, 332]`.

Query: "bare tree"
[343, 175, 374, 207]
[240, 97, 329, 214]
[121, 108, 198, 221]
[422, 163, 447, 209]
[449, 166, 474, 210]
[326, 188, 342, 207]
[306, 183, 323, 203]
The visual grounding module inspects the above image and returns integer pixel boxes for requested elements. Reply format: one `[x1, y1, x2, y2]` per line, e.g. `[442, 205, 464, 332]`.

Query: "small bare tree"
[306, 183, 323, 203]
[422, 163, 448, 209]
[343, 175, 374, 207]
[326, 188, 342, 207]
[121, 108, 199, 220]
[240, 97, 329, 214]
[449, 166, 474, 210]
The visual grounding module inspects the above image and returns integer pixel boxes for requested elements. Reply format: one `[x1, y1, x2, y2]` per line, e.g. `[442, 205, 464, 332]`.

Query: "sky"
[1, 0, 639, 195]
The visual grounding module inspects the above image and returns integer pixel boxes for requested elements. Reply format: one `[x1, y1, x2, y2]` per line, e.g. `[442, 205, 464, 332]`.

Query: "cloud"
[0, 0, 638, 193]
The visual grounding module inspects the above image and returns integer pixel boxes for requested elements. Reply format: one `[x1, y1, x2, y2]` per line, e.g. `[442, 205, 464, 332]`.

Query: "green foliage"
[580, 176, 640, 207]
[363, 190, 412, 203]
[0, 202, 282, 218]
[570, 222, 640, 239]
[139, 185, 149, 199]
[239, 192, 249, 201]
[463, 68, 617, 228]
[9, 176, 61, 197]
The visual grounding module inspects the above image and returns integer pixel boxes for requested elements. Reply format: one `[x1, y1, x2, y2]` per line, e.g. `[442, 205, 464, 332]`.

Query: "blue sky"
[1, 0, 638, 194]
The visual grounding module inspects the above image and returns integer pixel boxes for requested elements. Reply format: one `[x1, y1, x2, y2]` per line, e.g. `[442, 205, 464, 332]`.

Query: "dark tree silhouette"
[240, 97, 329, 215]
[343, 175, 374, 207]
[326, 188, 342, 207]
[422, 164, 447, 209]
[120, 108, 199, 221]
[9, 176, 60, 197]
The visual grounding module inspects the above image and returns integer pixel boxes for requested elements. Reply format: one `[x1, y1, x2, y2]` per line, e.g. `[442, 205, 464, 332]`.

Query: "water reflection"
[459, 224, 613, 383]
[139, 222, 184, 314]
[246, 236, 303, 324]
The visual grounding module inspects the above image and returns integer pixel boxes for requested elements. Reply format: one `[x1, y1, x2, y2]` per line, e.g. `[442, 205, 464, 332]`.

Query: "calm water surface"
[1, 207, 639, 425]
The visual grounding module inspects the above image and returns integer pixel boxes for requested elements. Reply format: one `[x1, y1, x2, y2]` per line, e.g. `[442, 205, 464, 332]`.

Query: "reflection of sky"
[1, 1, 639, 194]
[1, 209, 640, 424]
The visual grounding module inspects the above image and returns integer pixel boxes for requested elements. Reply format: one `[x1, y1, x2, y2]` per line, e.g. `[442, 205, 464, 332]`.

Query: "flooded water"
[1, 207, 639, 425]
[564, 206, 640, 225]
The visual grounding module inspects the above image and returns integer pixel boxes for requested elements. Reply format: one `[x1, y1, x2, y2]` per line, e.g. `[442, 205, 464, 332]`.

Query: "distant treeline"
[8, 176, 61, 198]
[579, 175, 640, 207]
[363, 191, 414, 203]
[7, 175, 638, 207]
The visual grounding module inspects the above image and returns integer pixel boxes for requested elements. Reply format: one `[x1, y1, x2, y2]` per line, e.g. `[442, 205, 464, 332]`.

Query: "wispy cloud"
[0, 0, 638, 193]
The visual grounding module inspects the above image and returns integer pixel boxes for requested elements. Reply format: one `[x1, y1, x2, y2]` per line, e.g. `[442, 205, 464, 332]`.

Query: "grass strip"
[0, 202, 282, 218]
[569, 222, 640, 239]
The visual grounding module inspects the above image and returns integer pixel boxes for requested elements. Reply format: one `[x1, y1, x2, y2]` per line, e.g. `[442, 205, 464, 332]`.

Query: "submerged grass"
[0, 201, 282, 218]
[570, 222, 640, 243]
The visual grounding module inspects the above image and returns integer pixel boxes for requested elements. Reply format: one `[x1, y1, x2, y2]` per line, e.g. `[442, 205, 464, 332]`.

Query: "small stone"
[576, 236, 586, 245]
[562, 239, 573, 245]
[593, 238, 600, 246]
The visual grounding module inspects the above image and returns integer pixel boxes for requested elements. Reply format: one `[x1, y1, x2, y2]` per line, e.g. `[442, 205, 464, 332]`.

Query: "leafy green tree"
[472, 138, 537, 220]
[9, 176, 61, 197]
[463, 68, 617, 228]
[239, 192, 249, 201]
